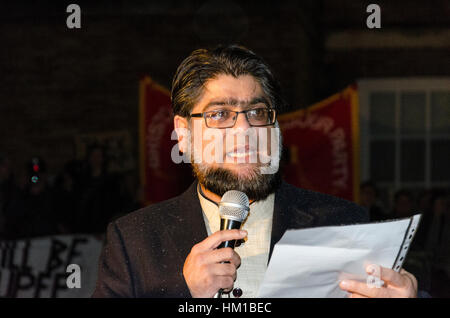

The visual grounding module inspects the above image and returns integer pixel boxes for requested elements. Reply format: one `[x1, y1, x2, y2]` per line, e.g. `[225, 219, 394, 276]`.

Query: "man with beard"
[93, 45, 418, 298]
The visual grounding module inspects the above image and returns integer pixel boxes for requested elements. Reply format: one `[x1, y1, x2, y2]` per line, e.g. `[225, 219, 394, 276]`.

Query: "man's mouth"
[226, 146, 257, 159]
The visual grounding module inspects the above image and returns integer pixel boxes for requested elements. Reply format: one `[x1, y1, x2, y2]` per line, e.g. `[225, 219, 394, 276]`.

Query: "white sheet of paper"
[257, 214, 421, 298]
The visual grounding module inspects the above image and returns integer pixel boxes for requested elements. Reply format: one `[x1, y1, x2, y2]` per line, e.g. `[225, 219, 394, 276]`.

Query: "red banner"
[139, 76, 193, 204]
[278, 85, 360, 202]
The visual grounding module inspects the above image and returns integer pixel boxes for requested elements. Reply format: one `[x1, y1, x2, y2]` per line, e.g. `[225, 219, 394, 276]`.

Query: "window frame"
[358, 78, 450, 194]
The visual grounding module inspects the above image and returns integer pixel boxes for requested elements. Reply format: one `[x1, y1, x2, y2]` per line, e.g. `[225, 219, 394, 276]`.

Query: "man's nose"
[233, 112, 251, 130]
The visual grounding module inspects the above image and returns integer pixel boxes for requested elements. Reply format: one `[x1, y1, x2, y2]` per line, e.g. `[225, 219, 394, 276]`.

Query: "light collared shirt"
[197, 185, 275, 298]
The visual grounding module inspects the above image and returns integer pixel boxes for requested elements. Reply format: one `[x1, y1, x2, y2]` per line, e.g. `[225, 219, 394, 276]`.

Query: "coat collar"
[170, 180, 315, 262]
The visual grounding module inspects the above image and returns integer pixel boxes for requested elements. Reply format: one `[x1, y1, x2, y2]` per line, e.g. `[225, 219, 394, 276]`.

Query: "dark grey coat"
[92, 181, 368, 297]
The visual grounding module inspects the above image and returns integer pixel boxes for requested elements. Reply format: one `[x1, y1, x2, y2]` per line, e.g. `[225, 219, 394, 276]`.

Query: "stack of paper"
[257, 214, 421, 297]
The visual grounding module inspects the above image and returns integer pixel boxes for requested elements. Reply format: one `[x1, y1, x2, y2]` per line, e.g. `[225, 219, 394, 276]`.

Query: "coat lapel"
[269, 183, 289, 261]
[268, 182, 315, 262]
[162, 181, 208, 297]
[165, 180, 208, 261]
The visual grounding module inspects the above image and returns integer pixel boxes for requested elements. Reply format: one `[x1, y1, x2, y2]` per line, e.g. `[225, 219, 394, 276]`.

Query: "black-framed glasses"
[190, 107, 277, 128]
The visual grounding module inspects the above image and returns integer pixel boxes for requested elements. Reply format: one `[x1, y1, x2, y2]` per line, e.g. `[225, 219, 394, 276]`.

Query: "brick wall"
[0, 1, 447, 177]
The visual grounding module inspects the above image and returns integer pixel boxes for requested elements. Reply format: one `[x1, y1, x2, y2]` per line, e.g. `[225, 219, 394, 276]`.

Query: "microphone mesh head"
[219, 190, 250, 222]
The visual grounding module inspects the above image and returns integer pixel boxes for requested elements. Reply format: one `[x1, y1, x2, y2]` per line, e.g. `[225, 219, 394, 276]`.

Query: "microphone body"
[216, 190, 250, 297]
[218, 218, 243, 249]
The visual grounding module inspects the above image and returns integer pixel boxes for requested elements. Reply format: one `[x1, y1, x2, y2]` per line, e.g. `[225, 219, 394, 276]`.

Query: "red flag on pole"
[139, 76, 193, 205]
[278, 84, 360, 202]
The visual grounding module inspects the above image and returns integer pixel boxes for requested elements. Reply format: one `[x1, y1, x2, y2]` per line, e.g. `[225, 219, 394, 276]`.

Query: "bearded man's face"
[175, 74, 282, 201]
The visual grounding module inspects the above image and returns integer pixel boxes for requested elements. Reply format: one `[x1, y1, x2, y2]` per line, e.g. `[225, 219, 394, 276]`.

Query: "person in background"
[0, 154, 22, 238]
[418, 190, 432, 215]
[392, 189, 414, 218]
[410, 190, 434, 251]
[115, 171, 143, 218]
[359, 180, 388, 222]
[75, 144, 122, 235]
[52, 159, 84, 234]
[427, 189, 450, 297]
[3, 157, 58, 239]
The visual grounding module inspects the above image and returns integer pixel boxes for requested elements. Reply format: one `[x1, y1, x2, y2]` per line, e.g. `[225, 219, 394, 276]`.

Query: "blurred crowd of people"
[360, 181, 450, 297]
[0, 145, 142, 240]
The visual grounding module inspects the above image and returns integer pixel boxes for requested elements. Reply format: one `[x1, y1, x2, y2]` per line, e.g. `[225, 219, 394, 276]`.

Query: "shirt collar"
[197, 183, 275, 233]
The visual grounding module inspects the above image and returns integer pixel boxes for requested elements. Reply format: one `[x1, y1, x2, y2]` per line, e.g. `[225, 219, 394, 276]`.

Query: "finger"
[400, 269, 418, 295]
[209, 263, 236, 277]
[215, 276, 234, 292]
[230, 250, 241, 268]
[340, 280, 391, 298]
[400, 269, 418, 286]
[377, 266, 408, 288]
[199, 229, 248, 250]
[208, 248, 241, 267]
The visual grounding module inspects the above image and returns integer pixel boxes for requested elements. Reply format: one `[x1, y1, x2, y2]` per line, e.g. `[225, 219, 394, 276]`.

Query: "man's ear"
[173, 115, 189, 153]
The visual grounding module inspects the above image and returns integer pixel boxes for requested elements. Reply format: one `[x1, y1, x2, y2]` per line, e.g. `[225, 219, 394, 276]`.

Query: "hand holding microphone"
[217, 191, 249, 297]
[182, 190, 249, 298]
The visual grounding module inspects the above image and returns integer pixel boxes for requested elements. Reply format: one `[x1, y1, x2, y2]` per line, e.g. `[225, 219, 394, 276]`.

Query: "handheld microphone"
[217, 190, 249, 297]
[218, 190, 250, 248]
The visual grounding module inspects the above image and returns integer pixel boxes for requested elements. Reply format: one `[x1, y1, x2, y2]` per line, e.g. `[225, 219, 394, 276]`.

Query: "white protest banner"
[0, 235, 102, 298]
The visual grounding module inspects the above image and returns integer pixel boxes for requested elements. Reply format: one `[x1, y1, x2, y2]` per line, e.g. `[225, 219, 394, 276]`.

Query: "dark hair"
[86, 142, 105, 160]
[171, 44, 287, 117]
[394, 189, 413, 202]
[430, 188, 448, 206]
[360, 180, 378, 194]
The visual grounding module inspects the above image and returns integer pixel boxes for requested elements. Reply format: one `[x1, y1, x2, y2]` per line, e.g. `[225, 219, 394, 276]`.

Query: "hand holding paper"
[257, 214, 421, 298]
[339, 264, 418, 298]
